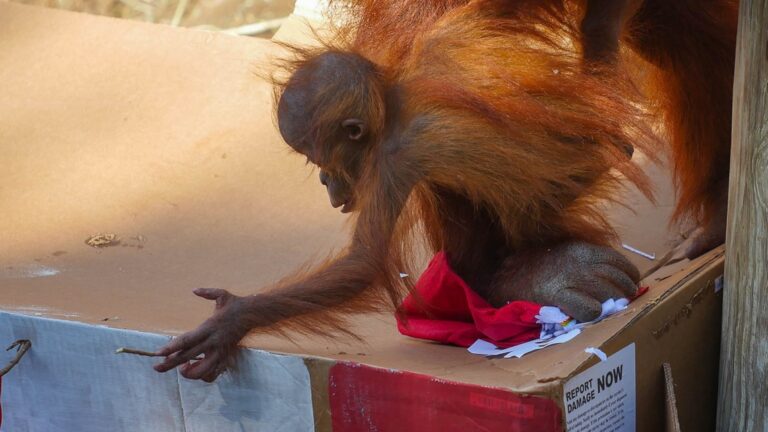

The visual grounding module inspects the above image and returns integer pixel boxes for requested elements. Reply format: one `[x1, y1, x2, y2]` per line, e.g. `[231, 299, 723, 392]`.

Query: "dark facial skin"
[319, 169, 355, 213]
[276, 53, 375, 213]
[318, 117, 368, 212]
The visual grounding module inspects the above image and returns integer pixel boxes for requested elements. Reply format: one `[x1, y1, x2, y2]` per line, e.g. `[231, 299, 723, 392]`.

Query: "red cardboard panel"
[329, 362, 561, 431]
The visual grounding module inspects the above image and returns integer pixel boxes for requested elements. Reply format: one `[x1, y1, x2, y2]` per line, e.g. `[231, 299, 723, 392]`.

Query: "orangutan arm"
[154, 145, 421, 381]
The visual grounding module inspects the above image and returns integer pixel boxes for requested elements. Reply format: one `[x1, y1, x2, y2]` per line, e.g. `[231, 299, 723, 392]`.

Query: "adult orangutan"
[154, 0, 737, 382]
[335, 0, 737, 258]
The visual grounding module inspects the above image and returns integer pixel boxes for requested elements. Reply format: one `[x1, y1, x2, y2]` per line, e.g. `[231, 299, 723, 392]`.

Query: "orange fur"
[334, 0, 738, 227]
[154, 0, 738, 382]
[625, 0, 738, 226]
[265, 1, 662, 336]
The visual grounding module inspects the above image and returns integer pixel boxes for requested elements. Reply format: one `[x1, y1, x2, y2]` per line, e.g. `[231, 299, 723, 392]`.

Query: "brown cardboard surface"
[0, 1, 710, 399]
[303, 357, 334, 431]
[619, 250, 723, 432]
[0, 1, 350, 332]
[272, 12, 327, 45]
[574, 248, 724, 432]
[11, 0, 294, 30]
[248, 248, 721, 394]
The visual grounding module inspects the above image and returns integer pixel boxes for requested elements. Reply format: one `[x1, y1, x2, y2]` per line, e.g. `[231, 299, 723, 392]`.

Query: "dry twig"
[0, 339, 32, 377]
[115, 347, 160, 357]
[116, 346, 203, 361]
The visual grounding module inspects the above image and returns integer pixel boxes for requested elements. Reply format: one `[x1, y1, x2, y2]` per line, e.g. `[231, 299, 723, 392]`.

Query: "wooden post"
[717, 0, 768, 430]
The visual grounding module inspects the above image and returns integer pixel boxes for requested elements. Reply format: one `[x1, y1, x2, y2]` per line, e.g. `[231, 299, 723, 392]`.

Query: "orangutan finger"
[574, 273, 626, 303]
[155, 330, 207, 358]
[181, 352, 221, 380]
[685, 229, 724, 259]
[201, 363, 226, 383]
[154, 341, 208, 373]
[174, 342, 211, 365]
[594, 264, 638, 298]
[201, 370, 221, 383]
[554, 288, 603, 322]
[588, 246, 641, 282]
[193, 288, 227, 301]
[154, 356, 184, 373]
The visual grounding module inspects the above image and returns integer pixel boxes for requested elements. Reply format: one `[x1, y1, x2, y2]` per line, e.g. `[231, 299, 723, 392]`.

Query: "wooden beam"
[717, 0, 768, 430]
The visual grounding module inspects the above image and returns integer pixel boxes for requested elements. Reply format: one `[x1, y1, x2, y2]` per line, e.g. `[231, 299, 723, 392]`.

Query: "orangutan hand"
[488, 242, 640, 322]
[685, 221, 726, 259]
[685, 182, 728, 259]
[154, 288, 252, 382]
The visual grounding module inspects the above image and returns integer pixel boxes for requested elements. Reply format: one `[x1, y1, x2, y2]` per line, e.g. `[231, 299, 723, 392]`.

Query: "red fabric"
[397, 252, 542, 348]
[398, 253, 649, 348]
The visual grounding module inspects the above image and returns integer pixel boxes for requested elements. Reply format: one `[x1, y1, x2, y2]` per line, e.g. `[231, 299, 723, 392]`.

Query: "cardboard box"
[0, 3, 722, 431]
[255, 249, 723, 432]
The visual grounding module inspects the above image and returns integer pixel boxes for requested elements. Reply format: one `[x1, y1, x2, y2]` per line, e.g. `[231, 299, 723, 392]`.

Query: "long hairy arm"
[235, 246, 388, 339]
[253, 146, 423, 335]
[153, 143, 421, 380]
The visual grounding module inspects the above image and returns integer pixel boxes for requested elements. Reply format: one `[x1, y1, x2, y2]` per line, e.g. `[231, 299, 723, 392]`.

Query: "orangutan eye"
[347, 124, 362, 139]
[341, 118, 367, 141]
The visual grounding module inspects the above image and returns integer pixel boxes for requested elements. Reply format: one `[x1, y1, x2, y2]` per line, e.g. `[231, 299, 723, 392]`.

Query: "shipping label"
[563, 343, 636, 432]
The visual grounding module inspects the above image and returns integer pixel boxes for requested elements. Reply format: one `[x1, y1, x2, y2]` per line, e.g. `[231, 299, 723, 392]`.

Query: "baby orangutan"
[154, 4, 656, 382]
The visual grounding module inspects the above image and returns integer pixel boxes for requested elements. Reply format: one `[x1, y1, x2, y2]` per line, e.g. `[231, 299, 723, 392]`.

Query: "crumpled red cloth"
[397, 252, 542, 348]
